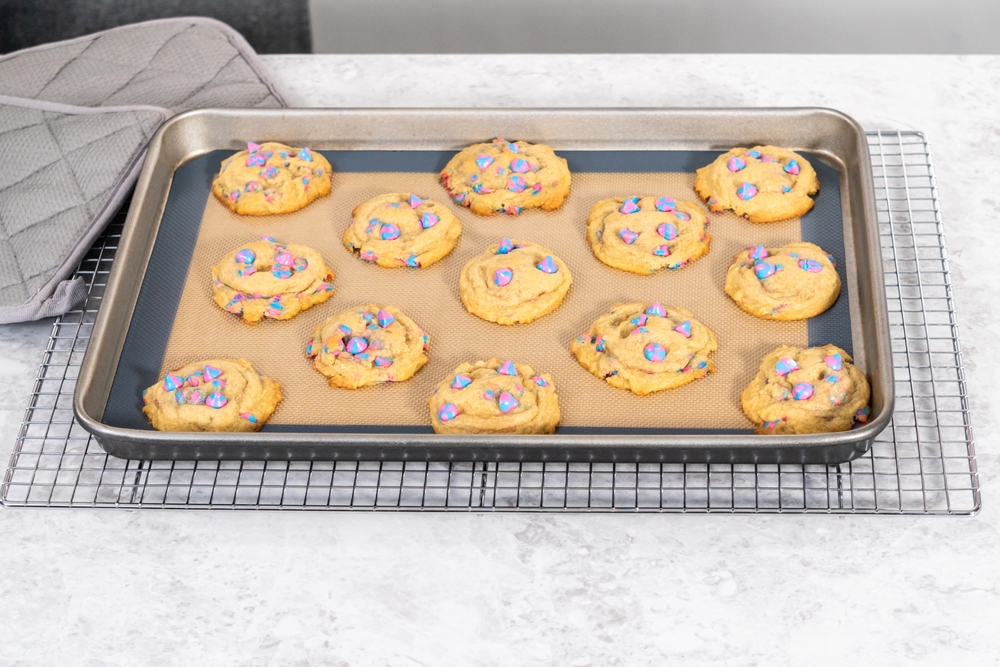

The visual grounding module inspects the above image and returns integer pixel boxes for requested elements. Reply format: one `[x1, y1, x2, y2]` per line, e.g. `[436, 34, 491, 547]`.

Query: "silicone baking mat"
[102, 150, 848, 433]
[3, 131, 977, 513]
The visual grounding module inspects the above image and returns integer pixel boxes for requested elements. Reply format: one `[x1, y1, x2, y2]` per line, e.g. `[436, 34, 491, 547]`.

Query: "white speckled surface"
[1, 55, 998, 665]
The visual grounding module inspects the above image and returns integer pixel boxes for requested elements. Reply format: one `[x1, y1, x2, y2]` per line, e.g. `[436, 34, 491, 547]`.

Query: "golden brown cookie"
[725, 241, 841, 320]
[306, 304, 429, 389]
[142, 358, 282, 432]
[343, 192, 462, 268]
[212, 141, 332, 215]
[586, 196, 710, 274]
[212, 237, 335, 323]
[459, 238, 573, 325]
[439, 138, 571, 216]
[570, 302, 718, 396]
[740, 345, 870, 435]
[428, 359, 560, 434]
[694, 146, 819, 223]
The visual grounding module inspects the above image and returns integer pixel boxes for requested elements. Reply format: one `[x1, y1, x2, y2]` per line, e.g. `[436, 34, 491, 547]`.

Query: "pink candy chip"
[438, 403, 460, 422]
[536, 256, 558, 274]
[507, 175, 527, 193]
[824, 353, 843, 371]
[655, 197, 676, 212]
[656, 223, 678, 240]
[274, 252, 294, 266]
[206, 392, 228, 409]
[510, 158, 532, 173]
[645, 302, 667, 317]
[380, 223, 401, 241]
[644, 343, 666, 362]
[620, 198, 640, 214]
[792, 383, 814, 401]
[347, 337, 368, 355]
[498, 392, 519, 413]
[619, 229, 639, 245]
[494, 268, 513, 287]
[737, 182, 758, 200]
[377, 309, 395, 328]
[163, 374, 184, 392]
[774, 358, 798, 376]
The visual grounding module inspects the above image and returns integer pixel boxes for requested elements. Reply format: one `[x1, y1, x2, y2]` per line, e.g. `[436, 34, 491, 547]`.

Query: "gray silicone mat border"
[101, 149, 848, 434]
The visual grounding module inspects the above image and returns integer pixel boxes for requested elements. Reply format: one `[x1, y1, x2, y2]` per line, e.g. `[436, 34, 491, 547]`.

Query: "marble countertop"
[2, 54, 998, 665]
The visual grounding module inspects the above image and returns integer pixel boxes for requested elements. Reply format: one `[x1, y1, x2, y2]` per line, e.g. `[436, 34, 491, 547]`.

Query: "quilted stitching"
[0, 18, 284, 320]
[0, 21, 283, 112]
[0, 107, 164, 307]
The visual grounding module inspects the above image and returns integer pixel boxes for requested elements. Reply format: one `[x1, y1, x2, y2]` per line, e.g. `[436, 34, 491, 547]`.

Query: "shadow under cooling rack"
[0, 131, 980, 514]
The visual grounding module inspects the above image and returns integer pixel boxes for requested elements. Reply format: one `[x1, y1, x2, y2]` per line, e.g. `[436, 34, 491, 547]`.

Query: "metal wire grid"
[0, 131, 979, 513]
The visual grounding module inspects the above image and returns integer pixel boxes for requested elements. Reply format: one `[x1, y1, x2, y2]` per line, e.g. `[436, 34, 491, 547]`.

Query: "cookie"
[586, 196, 711, 274]
[306, 304, 429, 389]
[212, 141, 332, 215]
[459, 238, 573, 325]
[740, 345, 871, 435]
[428, 359, 560, 434]
[142, 359, 282, 432]
[725, 242, 841, 320]
[694, 146, 819, 223]
[343, 193, 462, 268]
[439, 138, 571, 216]
[212, 237, 335, 323]
[570, 302, 718, 395]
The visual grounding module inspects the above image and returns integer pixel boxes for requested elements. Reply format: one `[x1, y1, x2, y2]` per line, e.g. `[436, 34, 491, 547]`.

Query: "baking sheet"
[103, 149, 849, 433]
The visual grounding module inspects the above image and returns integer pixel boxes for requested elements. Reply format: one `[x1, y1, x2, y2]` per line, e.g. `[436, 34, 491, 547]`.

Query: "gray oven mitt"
[0, 17, 285, 323]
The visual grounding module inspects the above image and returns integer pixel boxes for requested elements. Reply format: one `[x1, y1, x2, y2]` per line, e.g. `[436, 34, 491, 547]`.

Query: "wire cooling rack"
[0, 131, 979, 514]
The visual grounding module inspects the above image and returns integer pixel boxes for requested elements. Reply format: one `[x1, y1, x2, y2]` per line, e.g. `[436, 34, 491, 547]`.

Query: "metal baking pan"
[74, 108, 893, 463]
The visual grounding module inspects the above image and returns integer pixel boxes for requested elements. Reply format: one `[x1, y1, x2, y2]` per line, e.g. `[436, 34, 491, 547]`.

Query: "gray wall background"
[310, 0, 1000, 53]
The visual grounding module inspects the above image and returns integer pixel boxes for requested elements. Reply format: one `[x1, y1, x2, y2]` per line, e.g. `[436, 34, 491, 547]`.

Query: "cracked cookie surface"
[439, 138, 571, 216]
[694, 145, 819, 223]
[212, 237, 335, 323]
[459, 238, 572, 325]
[725, 241, 840, 320]
[212, 141, 332, 215]
[570, 302, 718, 395]
[343, 192, 462, 268]
[142, 358, 282, 432]
[740, 344, 871, 434]
[428, 358, 560, 434]
[306, 304, 429, 389]
[586, 196, 710, 274]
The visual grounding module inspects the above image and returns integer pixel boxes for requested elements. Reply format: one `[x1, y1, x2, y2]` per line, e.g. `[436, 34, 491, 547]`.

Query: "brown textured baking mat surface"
[159, 172, 808, 430]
